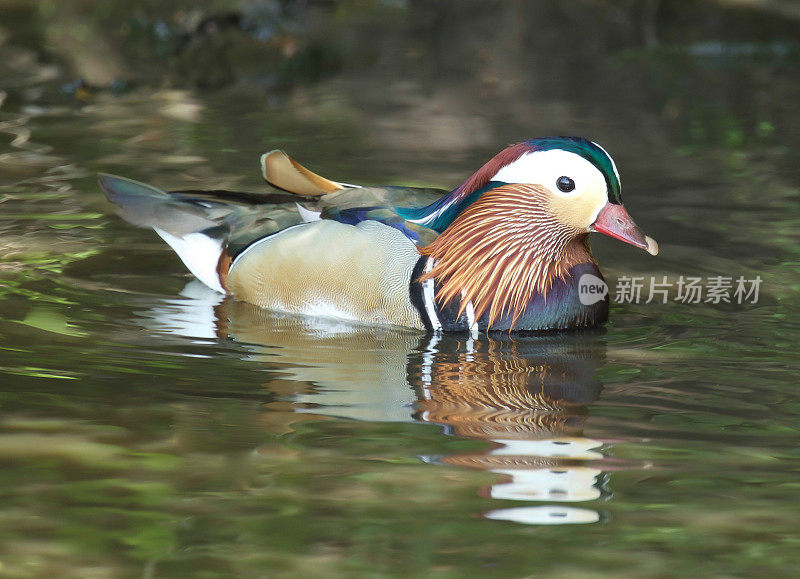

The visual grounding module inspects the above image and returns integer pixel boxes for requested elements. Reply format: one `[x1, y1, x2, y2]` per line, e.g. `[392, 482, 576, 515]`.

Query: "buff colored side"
[226, 220, 425, 329]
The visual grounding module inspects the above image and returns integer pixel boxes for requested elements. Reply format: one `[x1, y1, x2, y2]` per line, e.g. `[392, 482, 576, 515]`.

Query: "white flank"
[295, 202, 322, 222]
[154, 228, 225, 294]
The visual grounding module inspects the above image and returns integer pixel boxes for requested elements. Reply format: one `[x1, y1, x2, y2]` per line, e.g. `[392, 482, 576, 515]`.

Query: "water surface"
[1, 1, 800, 576]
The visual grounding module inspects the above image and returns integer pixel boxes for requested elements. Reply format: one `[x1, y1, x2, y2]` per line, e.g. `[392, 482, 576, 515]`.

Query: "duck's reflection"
[142, 281, 611, 525]
[409, 334, 607, 524]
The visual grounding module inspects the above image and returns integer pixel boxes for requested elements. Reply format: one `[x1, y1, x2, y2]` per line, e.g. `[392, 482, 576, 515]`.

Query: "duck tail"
[260, 150, 353, 196]
[98, 173, 229, 293]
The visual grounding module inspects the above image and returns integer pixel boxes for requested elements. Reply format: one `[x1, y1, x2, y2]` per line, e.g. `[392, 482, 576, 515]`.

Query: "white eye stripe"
[490, 150, 607, 199]
[591, 141, 621, 186]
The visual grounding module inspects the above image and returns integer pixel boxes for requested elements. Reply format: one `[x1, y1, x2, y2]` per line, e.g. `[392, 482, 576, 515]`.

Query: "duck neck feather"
[418, 184, 596, 330]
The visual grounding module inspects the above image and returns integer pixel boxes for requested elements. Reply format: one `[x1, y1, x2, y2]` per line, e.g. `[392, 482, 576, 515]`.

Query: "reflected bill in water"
[142, 281, 632, 525]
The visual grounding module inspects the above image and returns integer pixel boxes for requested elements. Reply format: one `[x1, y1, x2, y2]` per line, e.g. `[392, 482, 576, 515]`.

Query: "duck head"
[415, 137, 658, 328]
[488, 138, 658, 256]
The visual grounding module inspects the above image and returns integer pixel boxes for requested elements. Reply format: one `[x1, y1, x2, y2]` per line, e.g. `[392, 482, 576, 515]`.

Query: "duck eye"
[556, 176, 575, 193]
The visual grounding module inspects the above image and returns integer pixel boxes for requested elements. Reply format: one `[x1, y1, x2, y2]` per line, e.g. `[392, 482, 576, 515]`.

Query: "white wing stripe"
[422, 258, 442, 331]
[464, 298, 479, 336]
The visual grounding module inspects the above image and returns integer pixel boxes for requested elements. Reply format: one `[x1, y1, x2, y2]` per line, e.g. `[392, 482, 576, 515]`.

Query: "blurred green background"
[1, 1, 800, 577]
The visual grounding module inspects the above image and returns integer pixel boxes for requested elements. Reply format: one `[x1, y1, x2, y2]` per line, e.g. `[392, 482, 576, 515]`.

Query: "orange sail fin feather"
[261, 150, 347, 196]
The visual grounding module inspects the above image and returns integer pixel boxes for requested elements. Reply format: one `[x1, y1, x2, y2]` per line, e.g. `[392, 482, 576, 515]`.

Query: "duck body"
[100, 137, 657, 333]
[224, 219, 607, 332]
[226, 219, 425, 329]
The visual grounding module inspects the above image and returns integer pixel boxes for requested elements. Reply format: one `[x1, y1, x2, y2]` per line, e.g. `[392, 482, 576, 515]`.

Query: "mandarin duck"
[99, 137, 658, 333]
